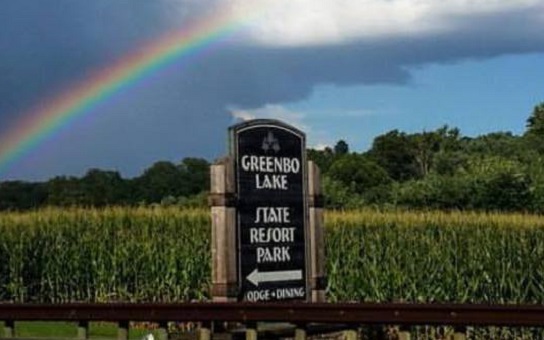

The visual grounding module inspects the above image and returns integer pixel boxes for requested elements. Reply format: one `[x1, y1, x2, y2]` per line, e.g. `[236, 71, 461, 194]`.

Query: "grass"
[0, 321, 161, 339]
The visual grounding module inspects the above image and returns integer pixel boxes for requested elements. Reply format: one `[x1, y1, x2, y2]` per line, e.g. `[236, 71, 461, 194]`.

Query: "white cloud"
[224, 0, 543, 46]
[230, 110, 256, 121]
[311, 143, 331, 151]
[229, 104, 309, 130]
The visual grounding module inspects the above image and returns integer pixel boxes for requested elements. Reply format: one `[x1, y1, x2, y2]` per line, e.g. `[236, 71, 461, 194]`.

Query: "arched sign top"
[229, 119, 306, 141]
[229, 119, 309, 302]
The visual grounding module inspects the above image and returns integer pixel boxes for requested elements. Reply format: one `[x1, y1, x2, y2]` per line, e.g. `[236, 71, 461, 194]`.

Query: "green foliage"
[462, 157, 532, 211]
[465, 132, 521, 160]
[307, 147, 335, 173]
[0, 181, 47, 210]
[46, 176, 87, 206]
[177, 191, 209, 208]
[369, 126, 466, 180]
[368, 130, 419, 181]
[526, 102, 544, 136]
[0, 321, 161, 339]
[333, 140, 349, 155]
[135, 161, 184, 203]
[328, 154, 391, 193]
[526, 156, 544, 211]
[81, 169, 126, 206]
[322, 176, 363, 209]
[432, 150, 468, 176]
[411, 131, 442, 177]
[178, 158, 210, 197]
[524, 102, 544, 154]
[394, 157, 534, 212]
[0, 157, 210, 210]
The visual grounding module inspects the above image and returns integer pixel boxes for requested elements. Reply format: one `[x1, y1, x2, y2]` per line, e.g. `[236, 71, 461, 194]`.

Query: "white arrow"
[246, 268, 303, 287]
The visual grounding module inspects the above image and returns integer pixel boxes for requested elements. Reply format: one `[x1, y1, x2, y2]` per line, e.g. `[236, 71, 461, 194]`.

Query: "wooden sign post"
[210, 119, 325, 302]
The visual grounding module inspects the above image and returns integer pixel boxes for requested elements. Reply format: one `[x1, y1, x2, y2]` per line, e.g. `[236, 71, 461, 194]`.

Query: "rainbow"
[0, 4, 263, 177]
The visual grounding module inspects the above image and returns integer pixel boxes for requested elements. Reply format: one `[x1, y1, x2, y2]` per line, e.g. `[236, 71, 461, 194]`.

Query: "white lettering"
[256, 174, 287, 190]
[245, 290, 270, 302]
[241, 155, 249, 171]
[256, 246, 291, 263]
[276, 287, 305, 299]
[254, 207, 291, 224]
[240, 156, 300, 174]
[249, 227, 296, 243]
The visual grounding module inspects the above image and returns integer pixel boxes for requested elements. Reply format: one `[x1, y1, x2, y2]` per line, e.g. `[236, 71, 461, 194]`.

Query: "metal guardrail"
[3, 302, 544, 326]
[2, 303, 544, 339]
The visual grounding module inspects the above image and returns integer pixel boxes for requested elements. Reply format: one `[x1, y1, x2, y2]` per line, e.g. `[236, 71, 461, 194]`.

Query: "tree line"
[315, 102, 544, 212]
[0, 158, 209, 210]
[1, 102, 543, 212]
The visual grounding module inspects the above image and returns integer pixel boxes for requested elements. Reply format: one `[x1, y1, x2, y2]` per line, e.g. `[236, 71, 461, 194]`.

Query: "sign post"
[231, 120, 308, 302]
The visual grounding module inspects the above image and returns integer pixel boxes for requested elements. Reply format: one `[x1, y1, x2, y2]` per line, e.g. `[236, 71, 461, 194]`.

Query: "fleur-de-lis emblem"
[262, 131, 280, 153]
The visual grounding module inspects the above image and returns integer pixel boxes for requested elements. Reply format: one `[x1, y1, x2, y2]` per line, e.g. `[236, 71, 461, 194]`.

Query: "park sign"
[230, 119, 308, 302]
[209, 119, 325, 303]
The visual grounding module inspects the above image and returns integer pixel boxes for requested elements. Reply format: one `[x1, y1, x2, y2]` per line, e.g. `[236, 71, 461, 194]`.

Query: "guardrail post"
[198, 322, 211, 340]
[344, 327, 358, 340]
[452, 326, 466, 340]
[157, 321, 168, 340]
[398, 326, 410, 340]
[117, 321, 129, 340]
[77, 320, 89, 339]
[4, 320, 15, 338]
[294, 324, 307, 340]
[245, 322, 257, 340]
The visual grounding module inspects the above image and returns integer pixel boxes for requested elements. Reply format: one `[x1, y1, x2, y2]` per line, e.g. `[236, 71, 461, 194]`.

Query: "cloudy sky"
[1, 0, 543, 180]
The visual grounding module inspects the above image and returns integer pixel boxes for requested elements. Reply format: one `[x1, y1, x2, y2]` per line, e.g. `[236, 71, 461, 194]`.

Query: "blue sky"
[284, 53, 544, 150]
[0, 0, 543, 180]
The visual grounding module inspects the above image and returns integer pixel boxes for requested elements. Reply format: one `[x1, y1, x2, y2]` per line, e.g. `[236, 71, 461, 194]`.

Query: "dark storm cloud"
[0, 0, 179, 127]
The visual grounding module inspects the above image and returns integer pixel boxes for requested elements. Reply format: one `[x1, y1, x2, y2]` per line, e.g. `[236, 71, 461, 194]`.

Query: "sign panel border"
[229, 119, 310, 302]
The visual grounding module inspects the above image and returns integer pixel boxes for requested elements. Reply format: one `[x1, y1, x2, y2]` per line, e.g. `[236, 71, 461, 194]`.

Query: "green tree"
[322, 176, 363, 209]
[328, 154, 391, 193]
[136, 161, 183, 203]
[307, 147, 335, 173]
[410, 126, 466, 177]
[412, 131, 442, 177]
[526, 102, 544, 135]
[464, 157, 533, 211]
[0, 181, 47, 210]
[394, 156, 534, 212]
[525, 102, 544, 154]
[368, 130, 419, 181]
[178, 157, 210, 196]
[81, 169, 126, 206]
[334, 140, 349, 155]
[46, 176, 86, 206]
[465, 132, 522, 160]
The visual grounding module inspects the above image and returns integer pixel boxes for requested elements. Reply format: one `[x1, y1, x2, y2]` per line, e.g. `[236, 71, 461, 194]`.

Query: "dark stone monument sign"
[230, 119, 308, 302]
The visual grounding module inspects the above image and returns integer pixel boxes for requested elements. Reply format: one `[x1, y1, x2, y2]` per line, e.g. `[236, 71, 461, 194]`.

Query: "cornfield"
[326, 209, 544, 303]
[1, 207, 544, 305]
[0, 207, 210, 303]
